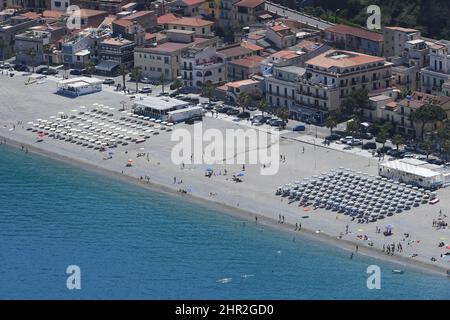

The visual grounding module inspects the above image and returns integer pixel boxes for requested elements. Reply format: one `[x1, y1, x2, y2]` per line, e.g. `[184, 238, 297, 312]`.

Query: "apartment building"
[231, 0, 265, 26]
[181, 46, 225, 89]
[266, 65, 305, 110]
[134, 30, 217, 80]
[173, 0, 206, 17]
[324, 24, 384, 57]
[383, 26, 421, 58]
[99, 36, 135, 70]
[265, 23, 296, 50]
[0, 15, 40, 59]
[167, 17, 214, 37]
[295, 50, 392, 121]
[227, 55, 263, 80]
[420, 41, 450, 95]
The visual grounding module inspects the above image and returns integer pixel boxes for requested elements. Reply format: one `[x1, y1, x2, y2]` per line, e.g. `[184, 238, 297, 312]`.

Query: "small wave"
[241, 274, 254, 278]
[217, 277, 232, 284]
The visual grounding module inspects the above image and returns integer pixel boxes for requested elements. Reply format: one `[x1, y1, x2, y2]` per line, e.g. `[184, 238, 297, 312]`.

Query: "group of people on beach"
[382, 242, 403, 256]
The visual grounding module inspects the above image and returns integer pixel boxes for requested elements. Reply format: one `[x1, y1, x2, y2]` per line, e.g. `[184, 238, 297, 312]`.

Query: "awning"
[95, 60, 119, 72]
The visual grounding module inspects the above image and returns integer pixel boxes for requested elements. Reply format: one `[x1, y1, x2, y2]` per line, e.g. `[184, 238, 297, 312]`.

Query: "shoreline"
[2, 134, 449, 278]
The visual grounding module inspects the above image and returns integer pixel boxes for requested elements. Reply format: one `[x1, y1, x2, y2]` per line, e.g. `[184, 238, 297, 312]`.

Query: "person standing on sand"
[299, 223, 301, 231]
[295, 223, 298, 231]
[255, 216, 258, 224]
[173, 176, 176, 184]
[355, 245, 358, 252]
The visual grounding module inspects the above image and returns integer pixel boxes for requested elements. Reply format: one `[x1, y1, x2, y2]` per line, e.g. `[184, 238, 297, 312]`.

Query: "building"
[219, 78, 263, 103]
[51, 0, 70, 11]
[383, 26, 421, 58]
[120, 10, 157, 31]
[217, 43, 254, 62]
[112, 19, 145, 46]
[181, 46, 225, 89]
[294, 50, 392, 122]
[56, 76, 103, 96]
[173, 0, 206, 17]
[227, 55, 263, 80]
[266, 65, 305, 111]
[14, 22, 66, 66]
[76, 0, 132, 14]
[265, 23, 296, 50]
[134, 30, 216, 80]
[99, 36, 135, 71]
[157, 13, 178, 29]
[379, 158, 449, 189]
[65, 9, 109, 29]
[133, 96, 190, 120]
[167, 17, 214, 37]
[420, 41, 450, 95]
[231, 0, 265, 26]
[0, 15, 40, 59]
[324, 24, 384, 57]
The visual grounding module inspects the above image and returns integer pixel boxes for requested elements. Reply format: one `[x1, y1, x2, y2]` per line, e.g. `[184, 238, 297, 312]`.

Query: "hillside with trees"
[277, 0, 450, 40]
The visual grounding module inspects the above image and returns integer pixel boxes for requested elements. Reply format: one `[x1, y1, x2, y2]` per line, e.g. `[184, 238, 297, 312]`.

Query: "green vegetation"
[278, 0, 450, 40]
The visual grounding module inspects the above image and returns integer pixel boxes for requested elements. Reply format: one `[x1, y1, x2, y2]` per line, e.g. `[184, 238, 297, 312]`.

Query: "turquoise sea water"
[0, 145, 449, 299]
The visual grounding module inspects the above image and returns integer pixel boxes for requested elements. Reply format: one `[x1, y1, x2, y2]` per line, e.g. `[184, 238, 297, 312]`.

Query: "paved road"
[265, 1, 334, 30]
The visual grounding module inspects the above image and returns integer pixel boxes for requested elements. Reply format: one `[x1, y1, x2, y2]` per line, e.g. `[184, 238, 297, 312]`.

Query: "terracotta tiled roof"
[113, 19, 133, 27]
[241, 41, 264, 52]
[229, 55, 264, 68]
[226, 79, 260, 88]
[306, 50, 385, 69]
[217, 45, 253, 58]
[42, 10, 64, 19]
[271, 24, 290, 32]
[270, 50, 300, 59]
[169, 17, 214, 27]
[325, 24, 384, 42]
[157, 13, 178, 25]
[21, 12, 41, 20]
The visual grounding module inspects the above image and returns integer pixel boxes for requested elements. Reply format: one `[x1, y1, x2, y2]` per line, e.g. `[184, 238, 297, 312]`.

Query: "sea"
[0, 145, 449, 299]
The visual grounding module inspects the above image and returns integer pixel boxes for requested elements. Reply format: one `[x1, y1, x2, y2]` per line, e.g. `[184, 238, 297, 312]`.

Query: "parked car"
[362, 142, 377, 150]
[293, 124, 306, 131]
[375, 136, 387, 143]
[325, 133, 341, 141]
[216, 106, 232, 113]
[237, 111, 250, 119]
[70, 69, 85, 75]
[347, 138, 362, 146]
[0, 62, 11, 69]
[13, 64, 29, 72]
[139, 87, 152, 94]
[270, 119, 285, 127]
[103, 78, 115, 85]
[377, 146, 392, 154]
[141, 77, 152, 84]
[226, 108, 240, 116]
[340, 136, 353, 144]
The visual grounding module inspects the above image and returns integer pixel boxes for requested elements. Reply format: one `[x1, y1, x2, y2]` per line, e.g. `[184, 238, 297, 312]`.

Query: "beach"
[1, 73, 449, 276]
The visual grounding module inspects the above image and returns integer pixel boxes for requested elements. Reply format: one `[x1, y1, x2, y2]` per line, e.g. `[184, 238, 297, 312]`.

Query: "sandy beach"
[1, 73, 450, 276]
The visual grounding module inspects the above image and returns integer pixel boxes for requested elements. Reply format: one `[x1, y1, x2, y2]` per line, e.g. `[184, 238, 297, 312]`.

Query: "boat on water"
[392, 270, 404, 274]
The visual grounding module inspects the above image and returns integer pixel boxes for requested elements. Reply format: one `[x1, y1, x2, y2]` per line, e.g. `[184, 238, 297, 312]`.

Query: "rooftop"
[384, 26, 419, 33]
[234, 0, 265, 8]
[101, 37, 134, 46]
[217, 45, 253, 58]
[381, 159, 441, 178]
[229, 55, 264, 68]
[136, 37, 210, 53]
[113, 19, 133, 27]
[169, 17, 214, 27]
[306, 50, 385, 69]
[122, 10, 154, 20]
[157, 13, 178, 25]
[226, 79, 260, 89]
[181, 0, 206, 5]
[325, 24, 384, 42]
[134, 96, 189, 111]
[270, 50, 301, 59]
[276, 65, 306, 75]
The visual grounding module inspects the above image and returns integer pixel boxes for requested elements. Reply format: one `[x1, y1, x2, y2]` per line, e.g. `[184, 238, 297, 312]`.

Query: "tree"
[392, 134, 405, 151]
[159, 72, 166, 93]
[340, 88, 369, 118]
[237, 92, 251, 112]
[28, 48, 37, 73]
[118, 64, 128, 93]
[346, 118, 360, 145]
[202, 82, 214, 102]
[172, 78, 183, 92]
[376, 122, 393, 156]
[84, 60, 96, 76]
[420, 140, 433, 160]
[43, 44, 53, 70]
[410, 104, 448, 140]
[277, 106, 290, 129]
[258, 100, 268, 116]
[325, 115, 338, 135]
[130, 66, 142, 93]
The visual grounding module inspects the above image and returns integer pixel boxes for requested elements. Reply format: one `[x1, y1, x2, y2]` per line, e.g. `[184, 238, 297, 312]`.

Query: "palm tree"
[277, 106, 290, 129]
[172, 78, 183, 92]
[376, 122, 393, 156]
[237, 92, 251, 112]
[118, 64, 128, 93]
[28, 48, 37, 73]
[258, 100, 268, 116]
[202, 82, 214, 102]
[159, 72, 166, 93]
[130, 66, 142, 93]
[84, 60, 96, 76]
[43, 44, 53, 70]
[420, 140, 433, 160]
[392, 134, 405, 152]
[325, 115, 338, 136]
